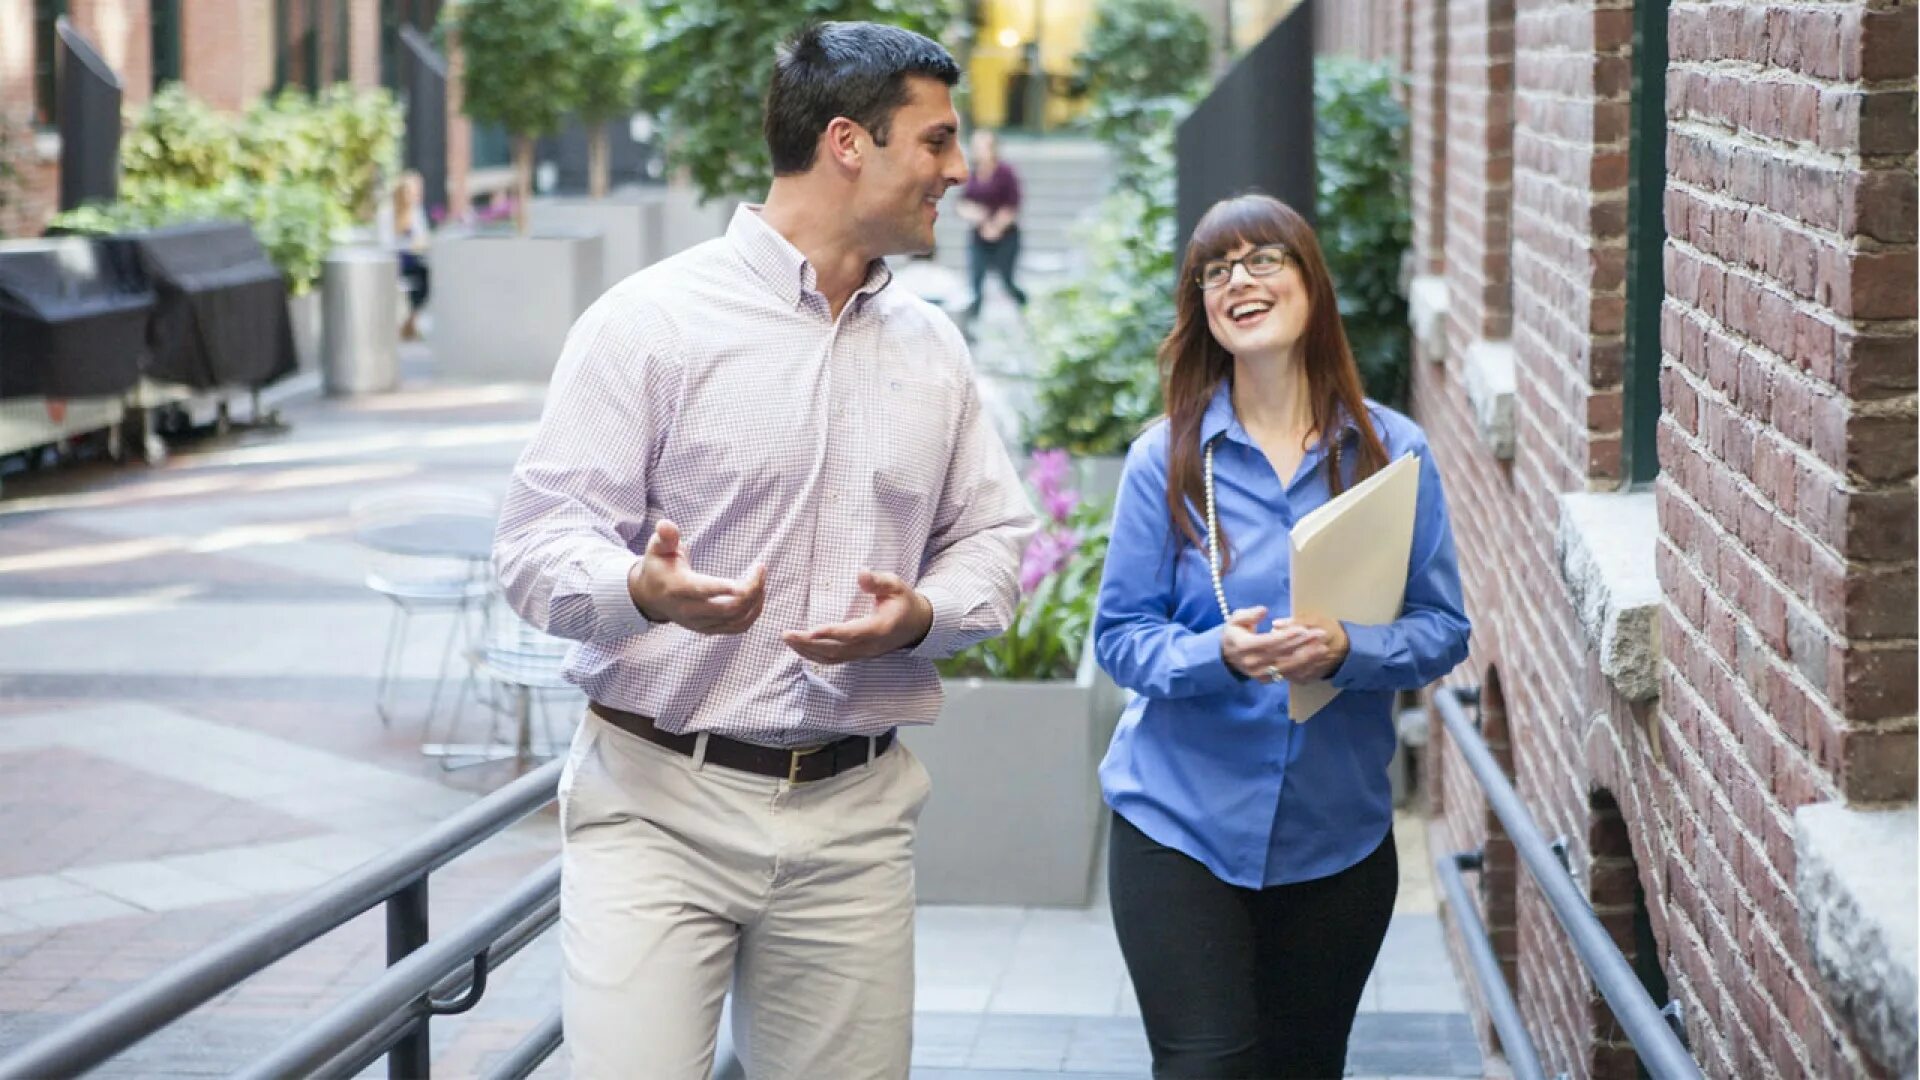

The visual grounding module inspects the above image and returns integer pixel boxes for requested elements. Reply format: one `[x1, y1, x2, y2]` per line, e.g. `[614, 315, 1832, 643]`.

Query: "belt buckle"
[787, 743, 829, 784]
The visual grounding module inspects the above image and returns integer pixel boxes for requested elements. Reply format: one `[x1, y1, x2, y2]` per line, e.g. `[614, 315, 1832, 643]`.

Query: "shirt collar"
[726, 204, 894, 312]
[1200, 380, 1366, 449]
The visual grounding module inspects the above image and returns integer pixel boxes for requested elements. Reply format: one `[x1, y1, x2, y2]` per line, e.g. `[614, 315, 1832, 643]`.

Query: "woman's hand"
[1265, 613, 1349, 682]
[1219, 607, 1350, 684]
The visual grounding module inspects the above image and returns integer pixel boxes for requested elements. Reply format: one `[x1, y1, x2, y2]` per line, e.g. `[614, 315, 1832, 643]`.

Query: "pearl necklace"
[1203, 439, 1232, 623]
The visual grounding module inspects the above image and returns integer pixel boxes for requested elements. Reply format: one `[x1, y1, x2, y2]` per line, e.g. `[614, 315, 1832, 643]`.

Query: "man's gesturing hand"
[627, 520, 765, 634]
[783, 570, 933, 664]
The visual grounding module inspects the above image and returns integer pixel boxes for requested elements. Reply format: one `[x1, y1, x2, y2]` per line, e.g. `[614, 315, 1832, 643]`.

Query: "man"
[492, 21, 1037, 1080]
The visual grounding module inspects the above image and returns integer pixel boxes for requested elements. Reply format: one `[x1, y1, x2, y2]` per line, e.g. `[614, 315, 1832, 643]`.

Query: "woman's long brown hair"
[1161, 193, 1389, 564]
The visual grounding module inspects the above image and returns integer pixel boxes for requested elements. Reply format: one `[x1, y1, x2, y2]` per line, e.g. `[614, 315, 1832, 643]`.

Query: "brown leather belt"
[589, 703, 896, 784]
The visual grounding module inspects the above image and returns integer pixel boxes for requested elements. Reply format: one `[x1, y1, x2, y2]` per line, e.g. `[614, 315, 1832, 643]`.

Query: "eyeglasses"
[1196, 244, 1292, 290]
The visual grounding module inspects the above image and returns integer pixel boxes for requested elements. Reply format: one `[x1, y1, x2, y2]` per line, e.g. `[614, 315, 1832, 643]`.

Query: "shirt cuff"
[1330, 620, 1387, 690]
[588, 552, 652, 638]
[1175, 625, 1243, 696]
[908, 583, 963, 659]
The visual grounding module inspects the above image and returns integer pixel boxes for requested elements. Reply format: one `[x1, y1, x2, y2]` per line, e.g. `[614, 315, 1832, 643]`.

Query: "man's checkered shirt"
[494, 207, 1038, 748]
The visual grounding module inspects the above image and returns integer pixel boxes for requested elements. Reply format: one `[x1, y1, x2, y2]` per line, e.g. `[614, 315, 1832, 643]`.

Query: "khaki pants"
[558, 710, 932, 1079]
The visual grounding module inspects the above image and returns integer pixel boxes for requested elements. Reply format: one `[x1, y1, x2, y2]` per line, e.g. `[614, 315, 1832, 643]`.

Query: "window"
[1622, 0, 1669, 485]
[151, 0, 182, 89]
[34, 0, 67, 127]
[275, 0, 348, 93]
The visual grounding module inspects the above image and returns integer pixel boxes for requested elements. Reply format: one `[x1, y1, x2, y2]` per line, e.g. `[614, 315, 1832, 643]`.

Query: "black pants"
[399, 250, 430, 310]
[1108, 813, 1398, 1079]
[966, 226, 1027, 320]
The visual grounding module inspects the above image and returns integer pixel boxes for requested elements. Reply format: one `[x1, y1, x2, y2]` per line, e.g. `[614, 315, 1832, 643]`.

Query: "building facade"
[1328, 1, 1915, 1076]
[0, 0, 472, 239]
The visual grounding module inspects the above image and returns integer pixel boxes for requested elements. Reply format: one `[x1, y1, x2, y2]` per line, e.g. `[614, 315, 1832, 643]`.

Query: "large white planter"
[909, 648, 1109, 906]
[430, 229, 604, 384]
[528, 194, 660, 294]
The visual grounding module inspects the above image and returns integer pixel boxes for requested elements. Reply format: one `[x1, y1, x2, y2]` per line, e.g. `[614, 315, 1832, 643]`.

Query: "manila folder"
[1287, 451, 1420, 722]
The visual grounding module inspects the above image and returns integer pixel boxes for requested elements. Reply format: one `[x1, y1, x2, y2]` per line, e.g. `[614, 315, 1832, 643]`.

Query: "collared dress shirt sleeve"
[1092, 430, 1245, 700]
[493, 300, 682, 645]
[910, 353, 1039, 659]
[1329, 437, 1472, 691]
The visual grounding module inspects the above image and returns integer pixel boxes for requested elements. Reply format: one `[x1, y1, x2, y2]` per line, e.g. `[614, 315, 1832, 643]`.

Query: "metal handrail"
[305, 880, 563, 1078]
[1434, 686, 1702, 1080]
[1436, 849, 1548, 1080]
[0, 761, 561, 1079]
[238, 859, 562, 1079]
[485, 1009, 564, 1080]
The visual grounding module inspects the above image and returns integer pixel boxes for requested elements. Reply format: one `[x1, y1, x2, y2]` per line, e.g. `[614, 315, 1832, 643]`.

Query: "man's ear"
[822, 117, 864, 171]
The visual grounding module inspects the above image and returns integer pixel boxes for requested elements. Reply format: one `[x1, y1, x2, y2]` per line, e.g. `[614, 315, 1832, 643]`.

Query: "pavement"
[0, 316, 1479, 1078]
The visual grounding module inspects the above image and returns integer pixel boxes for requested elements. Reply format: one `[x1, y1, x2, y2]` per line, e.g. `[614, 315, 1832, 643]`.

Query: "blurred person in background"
[391, 171, 430, 341]
[956, 128, 1028, 337]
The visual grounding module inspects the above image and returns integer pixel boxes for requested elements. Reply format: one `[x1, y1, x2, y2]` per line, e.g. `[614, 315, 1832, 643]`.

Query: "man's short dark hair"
[765, 22, 962, 176]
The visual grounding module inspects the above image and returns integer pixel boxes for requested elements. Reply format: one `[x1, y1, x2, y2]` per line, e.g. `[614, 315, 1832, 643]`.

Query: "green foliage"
[121, 84, 240, 190]
[0, 108, 29, 238]
[938, 464, 1112, 681]
[48, 84, 397, 293]
[637, 0, 954, 201]
[1024, 150, 1176, 454]
[1076, 0, 1212, 102]
[1024, 57, 1414, 452]
[239, 85, 402, 221]
[1315, 57, 1411, 409]
[1074, 0, 1211, 171]
[443, 0, 586, 140]
[54, 177, 343, 295]
[573, 0, 649, 124]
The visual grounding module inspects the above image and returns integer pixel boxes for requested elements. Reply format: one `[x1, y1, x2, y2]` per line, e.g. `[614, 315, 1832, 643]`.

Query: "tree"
[442, 0, 585, 232]
[572, 0, 648, 198]
[1073, 0, 1213, 179]
[638, 0, 954, 202]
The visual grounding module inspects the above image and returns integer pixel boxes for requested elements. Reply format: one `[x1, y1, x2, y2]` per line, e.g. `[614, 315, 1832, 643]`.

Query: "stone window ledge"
[1795, 801, 1917, 1077]
[1557, 491, 1660, 702]
[1464, 340, 1516, 461]
[1408, 274, 1448, 363]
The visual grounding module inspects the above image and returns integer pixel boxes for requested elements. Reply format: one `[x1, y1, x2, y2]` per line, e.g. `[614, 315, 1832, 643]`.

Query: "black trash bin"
[128, 220, 298, 390]
[0, 236, 153, 399]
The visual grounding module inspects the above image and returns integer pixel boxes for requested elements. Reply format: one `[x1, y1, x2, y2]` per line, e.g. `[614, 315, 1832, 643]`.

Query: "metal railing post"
[388, 878, 432, 1079]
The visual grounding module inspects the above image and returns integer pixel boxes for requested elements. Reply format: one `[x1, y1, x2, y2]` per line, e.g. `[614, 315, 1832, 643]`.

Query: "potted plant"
[909, 449, 1121, 906]
[433, 0, 607, 381]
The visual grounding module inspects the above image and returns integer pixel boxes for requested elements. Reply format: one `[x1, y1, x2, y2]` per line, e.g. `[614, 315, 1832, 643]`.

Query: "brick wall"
[1653, 1, 1917, 1076]
[1443, 0, 1516, 349]
[349, 0, 380, 88]
[1399, 0, 1918, 1077]
[182, 0, 274, 113]
[1408, 0, 1449, 275]
[66, 0, 154, 109]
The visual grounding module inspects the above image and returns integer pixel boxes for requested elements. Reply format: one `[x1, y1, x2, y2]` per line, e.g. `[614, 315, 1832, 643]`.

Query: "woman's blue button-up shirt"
[1093, 386, 1471, 889]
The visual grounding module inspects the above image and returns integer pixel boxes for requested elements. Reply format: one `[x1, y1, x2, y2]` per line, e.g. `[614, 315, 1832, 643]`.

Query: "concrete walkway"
[0, 346, 1477, 1078]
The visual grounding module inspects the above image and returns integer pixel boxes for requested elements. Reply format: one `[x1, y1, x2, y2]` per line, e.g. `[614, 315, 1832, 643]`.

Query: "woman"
[956, 128, 1028, 334]
[391, 170, 430, 341]
[1093, 193, 1471, 1079]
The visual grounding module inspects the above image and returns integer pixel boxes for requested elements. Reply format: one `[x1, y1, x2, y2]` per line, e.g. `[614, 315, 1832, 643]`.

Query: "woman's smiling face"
[1200, 241, 1312, 361]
